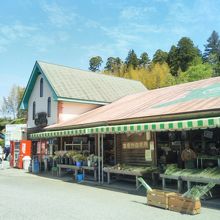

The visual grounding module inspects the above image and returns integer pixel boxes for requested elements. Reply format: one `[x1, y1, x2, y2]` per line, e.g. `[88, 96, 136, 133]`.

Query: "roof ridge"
[36, 60, 143, 84]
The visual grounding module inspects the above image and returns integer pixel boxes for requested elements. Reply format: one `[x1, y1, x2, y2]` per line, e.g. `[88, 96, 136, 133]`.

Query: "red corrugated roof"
[46, 77, 220, 130]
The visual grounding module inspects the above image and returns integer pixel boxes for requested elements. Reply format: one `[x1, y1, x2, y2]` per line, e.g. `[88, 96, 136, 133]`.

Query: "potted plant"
[73, 154, 85, 167]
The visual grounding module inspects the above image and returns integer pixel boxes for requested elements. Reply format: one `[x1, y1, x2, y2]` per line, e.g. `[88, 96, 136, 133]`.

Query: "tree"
[167, 37, 201, 76]
[139, 52, 150, 67]
[152, 49, 168, 64]
[89, 56, 103, 72]
[125, 49, 139, 69]
[203, 30, 220, 61]
[178, 63, 213, 83]
[1, 85, 25, 119]
[177, 37, 201, 72]
[203, 31, 220, 76]
[105, 57, 122, 73]
[167, 45, 179, 76]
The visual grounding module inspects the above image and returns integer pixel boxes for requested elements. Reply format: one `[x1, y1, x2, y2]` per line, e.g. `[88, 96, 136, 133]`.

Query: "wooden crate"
[147, 189, 176, 209]
[168, 194, 201, 215]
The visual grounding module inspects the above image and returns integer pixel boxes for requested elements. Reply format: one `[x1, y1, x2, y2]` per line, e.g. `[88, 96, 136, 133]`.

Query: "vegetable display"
[165, 164, 220, 179]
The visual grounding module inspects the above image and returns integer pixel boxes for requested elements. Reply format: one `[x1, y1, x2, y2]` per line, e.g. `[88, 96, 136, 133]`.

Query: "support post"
[98, 133, 100, 184]
[101, 134, 104, 184]
[114, 134, 116, 164]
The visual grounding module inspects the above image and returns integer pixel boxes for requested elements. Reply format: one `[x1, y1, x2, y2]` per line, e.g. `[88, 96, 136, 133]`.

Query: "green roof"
[20, 61, 147, 109]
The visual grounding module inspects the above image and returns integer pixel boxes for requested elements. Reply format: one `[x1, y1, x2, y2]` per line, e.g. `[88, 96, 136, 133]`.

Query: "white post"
[98, 133, 100, 184]
[101, 134, 104, 184]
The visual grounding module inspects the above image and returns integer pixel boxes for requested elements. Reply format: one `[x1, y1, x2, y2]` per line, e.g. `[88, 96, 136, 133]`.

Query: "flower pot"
[76, 161, 82, 167]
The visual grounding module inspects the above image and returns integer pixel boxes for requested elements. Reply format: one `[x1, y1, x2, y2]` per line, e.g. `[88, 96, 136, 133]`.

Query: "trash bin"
[22, 156, 31, 171]
[32, 158, 39, 173]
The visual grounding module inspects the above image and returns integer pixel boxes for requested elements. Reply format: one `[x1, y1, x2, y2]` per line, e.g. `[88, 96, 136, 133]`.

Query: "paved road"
[0, 169, 220, 220]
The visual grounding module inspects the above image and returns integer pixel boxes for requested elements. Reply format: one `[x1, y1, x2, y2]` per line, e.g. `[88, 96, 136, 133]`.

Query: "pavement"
[0, 168, 220, 220]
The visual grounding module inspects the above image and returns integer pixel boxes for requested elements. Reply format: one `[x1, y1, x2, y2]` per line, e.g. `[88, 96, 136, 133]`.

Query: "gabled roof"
[20, 61, 147, 109]
[46, 76, 220, 130]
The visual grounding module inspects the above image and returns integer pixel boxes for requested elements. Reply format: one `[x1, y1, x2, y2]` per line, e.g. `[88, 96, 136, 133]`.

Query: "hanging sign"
[145, 150, 152, 161]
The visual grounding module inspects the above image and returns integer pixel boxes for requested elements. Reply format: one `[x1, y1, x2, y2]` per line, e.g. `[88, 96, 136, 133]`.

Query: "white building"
[5, 124, 27, 148]
[20, 61, 147, 133]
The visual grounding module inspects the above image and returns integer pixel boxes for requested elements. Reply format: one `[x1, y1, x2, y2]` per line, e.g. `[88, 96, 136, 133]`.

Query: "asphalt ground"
[0, 168, 220, 220]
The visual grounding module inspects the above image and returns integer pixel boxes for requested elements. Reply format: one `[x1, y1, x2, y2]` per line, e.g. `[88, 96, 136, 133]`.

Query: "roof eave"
[56, 97, 110, 105]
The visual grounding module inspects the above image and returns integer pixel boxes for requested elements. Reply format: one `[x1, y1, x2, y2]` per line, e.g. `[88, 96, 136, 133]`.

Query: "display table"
[160, 174, 183, 192]
[81, 165, 97, 181]
[57, 164, 81, 180]
[197, 155, 220, 168]
[57, 164, 97, 181]
[160, 173, 220, 192]
[103, 166, 158, 188]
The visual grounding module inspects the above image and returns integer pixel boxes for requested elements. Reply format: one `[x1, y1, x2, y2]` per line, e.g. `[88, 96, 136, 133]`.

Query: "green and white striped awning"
[30, 116, 220, 139]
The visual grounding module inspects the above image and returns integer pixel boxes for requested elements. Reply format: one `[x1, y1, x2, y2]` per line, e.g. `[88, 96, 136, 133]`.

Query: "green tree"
[105, 57, 122, 73]
[89, 56, 103, 72]
[177, 37, 201, 72]
[203, 30, 220, 61]
[139, 52, 150, 67]
[152, 49, 168, 64]
[125, 49, 139, 69]
[167, 37, 201, 76]
[1, 85, 26, 119]
[203, 31, 220, 76]
[178, 63, 212, 83]
[167, 45, 179, 76]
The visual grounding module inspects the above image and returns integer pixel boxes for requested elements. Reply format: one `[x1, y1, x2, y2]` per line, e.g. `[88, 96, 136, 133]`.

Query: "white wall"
[28, 74, 57, 128]
[58, 102, 100, 123]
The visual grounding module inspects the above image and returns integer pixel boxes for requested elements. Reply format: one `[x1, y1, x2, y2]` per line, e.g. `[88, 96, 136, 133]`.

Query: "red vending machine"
[10, 140, 32, 168]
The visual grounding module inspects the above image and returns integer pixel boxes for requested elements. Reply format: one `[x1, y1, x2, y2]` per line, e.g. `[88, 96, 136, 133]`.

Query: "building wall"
[28, 74, 58, 128]
[58, 101, 100, 123]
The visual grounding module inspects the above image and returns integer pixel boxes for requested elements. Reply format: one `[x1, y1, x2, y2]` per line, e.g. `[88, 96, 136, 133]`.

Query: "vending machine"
[10, 140, 32, 168]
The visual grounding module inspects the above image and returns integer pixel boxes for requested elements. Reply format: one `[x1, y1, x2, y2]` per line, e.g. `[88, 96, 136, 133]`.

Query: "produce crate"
[168, 194, 201, 215]
[147, 189, 176, 209]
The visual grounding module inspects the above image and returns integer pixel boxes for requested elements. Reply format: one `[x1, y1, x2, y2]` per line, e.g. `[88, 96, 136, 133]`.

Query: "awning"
[30, 116, 220, 139]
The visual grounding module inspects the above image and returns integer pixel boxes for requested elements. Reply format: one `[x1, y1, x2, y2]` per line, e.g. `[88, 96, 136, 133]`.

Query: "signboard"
[145, 150, 152, 161]
[5, 124, 27, 148]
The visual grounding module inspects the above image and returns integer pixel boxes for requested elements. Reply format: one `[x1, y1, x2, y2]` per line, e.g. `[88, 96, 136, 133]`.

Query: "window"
[47, 97, 51, 117]
[33, 101, 36, 120]
[40, 78, 43, 97]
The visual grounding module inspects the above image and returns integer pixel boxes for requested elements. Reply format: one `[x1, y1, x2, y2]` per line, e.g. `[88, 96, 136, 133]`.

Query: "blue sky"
[0, 0, 220, 99]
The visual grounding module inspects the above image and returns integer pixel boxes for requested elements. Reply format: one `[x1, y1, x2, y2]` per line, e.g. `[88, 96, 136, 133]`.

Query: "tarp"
[29, 116, 220, 139]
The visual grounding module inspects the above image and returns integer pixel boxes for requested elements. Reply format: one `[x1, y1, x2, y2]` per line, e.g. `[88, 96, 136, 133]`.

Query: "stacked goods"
[164, 164, 220, 179]
[168, 194, 201, 215]
[147, 190, 176, 209]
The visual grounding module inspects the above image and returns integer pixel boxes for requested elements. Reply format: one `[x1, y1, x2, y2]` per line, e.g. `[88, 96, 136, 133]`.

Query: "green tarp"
[30, 116, 220, 139]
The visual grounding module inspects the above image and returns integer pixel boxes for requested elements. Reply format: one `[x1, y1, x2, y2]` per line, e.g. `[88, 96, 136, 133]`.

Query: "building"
[30, 77, 220, 187]
[20, 61, 147, 133]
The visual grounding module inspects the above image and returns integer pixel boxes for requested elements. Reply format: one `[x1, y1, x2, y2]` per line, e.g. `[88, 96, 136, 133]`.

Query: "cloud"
[0, 23, 38, 53]
[41, 2, 77, 27]
[120, 6, 156, 20]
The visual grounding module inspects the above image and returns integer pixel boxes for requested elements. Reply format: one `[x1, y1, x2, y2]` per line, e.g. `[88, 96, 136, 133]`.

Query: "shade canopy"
[30, 116, 220, 139]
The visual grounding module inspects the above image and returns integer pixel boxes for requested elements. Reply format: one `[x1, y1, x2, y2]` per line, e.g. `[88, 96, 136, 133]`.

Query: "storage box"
[168, 194, 201, 215]
[77, 174, 84, 182]
[147, 189, 176, 209]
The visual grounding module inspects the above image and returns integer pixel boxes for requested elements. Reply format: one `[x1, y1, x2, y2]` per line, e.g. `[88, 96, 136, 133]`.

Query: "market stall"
[157, 128, 220, 192]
